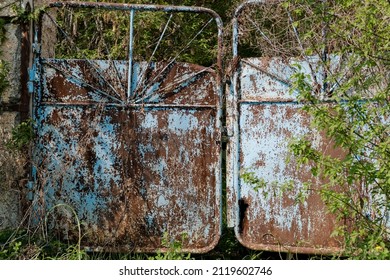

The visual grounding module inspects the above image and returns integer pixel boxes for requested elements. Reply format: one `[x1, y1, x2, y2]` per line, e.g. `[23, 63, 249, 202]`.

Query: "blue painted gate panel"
[227, 56, 343, 254]
[31, 2, 223, 253]
[32, 59, 222, 253]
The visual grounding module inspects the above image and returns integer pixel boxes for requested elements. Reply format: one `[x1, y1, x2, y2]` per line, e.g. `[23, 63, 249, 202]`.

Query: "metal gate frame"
[226, 0, 343, 255]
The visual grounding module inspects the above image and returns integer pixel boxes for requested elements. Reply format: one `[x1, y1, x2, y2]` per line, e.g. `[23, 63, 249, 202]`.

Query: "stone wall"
[0, 0, 58, 231]
[0, 113, 24, 229]
[0, 0, 25, 230]
[0, 0, 19, 17]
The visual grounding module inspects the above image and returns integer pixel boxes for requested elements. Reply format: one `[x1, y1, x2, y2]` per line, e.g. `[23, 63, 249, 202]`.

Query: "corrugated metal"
[31, 3, 223, 253]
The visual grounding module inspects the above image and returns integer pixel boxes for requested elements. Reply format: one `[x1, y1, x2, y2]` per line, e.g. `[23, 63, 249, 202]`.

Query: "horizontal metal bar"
[238, 98, 376, 105]
[239, 99, 298, 104]
[39, 102, 217, 109]
[48, 1, 221, 19]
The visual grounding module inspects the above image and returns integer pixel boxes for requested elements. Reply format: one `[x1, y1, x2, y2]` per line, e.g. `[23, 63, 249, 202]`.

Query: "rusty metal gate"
[225, 1, 342, 254]
[29, 2, 223, 253]
[28, 1, 349, 255]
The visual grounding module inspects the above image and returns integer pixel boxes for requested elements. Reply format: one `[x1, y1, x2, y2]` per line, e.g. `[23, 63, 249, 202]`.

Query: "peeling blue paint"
[168, 112, 199, 133]
[157, 195, 169, 207]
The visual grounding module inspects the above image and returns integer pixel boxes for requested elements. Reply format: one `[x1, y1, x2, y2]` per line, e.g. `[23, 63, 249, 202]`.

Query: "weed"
[44, 204, 83, 260]
[5, 118, 34, 151]
[149, 232, 192, 260]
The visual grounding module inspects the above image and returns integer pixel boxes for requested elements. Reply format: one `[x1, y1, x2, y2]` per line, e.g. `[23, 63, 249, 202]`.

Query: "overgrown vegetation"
[241, 0, 390, 259]
[288, 0, 390, 260]
[47, 0, 238, 66]
[1, 6, 34, 197]
[0, 226, 293, 260]
[5, 118, 34, 150]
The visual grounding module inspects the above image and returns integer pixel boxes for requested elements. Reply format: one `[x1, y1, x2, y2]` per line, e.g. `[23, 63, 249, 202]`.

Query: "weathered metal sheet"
[226, 1, 346, 254]
[32, 59, 221, 253]
[31, 2, 223, 253]
[227, 56, 343, 254]
[226, 1, 346, 253]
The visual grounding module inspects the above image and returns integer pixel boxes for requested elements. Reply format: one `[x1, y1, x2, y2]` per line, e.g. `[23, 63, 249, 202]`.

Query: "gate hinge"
[26, 181, 34, 201]
[27, 65, 36, 94]
[32, 43, 41, 55]
[222, 126, 233, 143]
[27, 68, 35, 94]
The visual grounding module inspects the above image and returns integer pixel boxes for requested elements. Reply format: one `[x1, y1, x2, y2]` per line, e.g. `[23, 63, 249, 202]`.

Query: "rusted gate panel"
[226, 1, 342, 254]
[31, 3, 223, 253]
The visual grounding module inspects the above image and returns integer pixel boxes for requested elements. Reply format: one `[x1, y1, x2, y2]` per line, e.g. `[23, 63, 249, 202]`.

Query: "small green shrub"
[241, 0, 390, 259]
[6, 118, 34, 150]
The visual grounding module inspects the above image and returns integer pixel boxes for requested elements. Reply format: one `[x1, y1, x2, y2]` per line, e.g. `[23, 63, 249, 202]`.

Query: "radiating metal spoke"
[44, 10, 123, 103]
[96, 14, 127, 100]
[135, 17, 214, 101]
[44, 61, 124, 104]
[136, 67, 213, 103]
[133, 13, 173, 98]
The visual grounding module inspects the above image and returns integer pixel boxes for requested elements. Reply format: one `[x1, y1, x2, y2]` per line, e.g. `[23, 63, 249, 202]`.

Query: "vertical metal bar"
[231, 15, 240, 229]
[232, 18, 238, 60]
[214, 14, 224, 241]
[228, 0, 268, 229]
[127, 9, 135, 100]
[321, 0, 328, 97]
